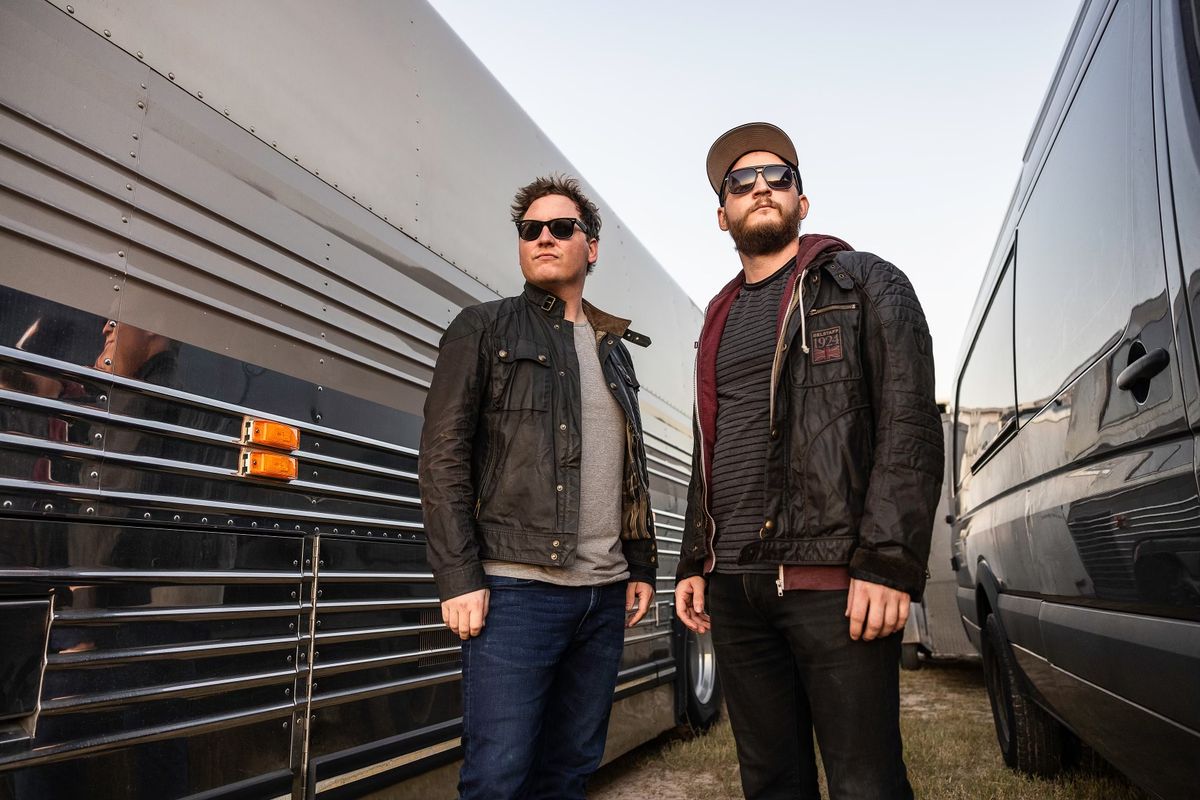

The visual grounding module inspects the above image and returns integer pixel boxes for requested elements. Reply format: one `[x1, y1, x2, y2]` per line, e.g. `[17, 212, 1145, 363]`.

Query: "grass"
[593, 661, 1149, 800]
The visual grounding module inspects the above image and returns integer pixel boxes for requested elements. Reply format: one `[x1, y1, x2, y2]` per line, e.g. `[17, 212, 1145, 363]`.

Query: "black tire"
[981, 613, 1064, 776]
[678, 626, 721, 733]
[900, 642, 922, 671]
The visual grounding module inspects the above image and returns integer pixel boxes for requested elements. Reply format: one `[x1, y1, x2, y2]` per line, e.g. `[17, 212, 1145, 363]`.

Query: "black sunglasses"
[722, 164, 799, 200]
[515, 217, 589, 242]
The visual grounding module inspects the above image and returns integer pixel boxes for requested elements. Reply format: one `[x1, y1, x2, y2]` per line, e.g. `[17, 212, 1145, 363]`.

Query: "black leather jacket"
[420, 283, 657, 601]
[678, 237, 944, 598]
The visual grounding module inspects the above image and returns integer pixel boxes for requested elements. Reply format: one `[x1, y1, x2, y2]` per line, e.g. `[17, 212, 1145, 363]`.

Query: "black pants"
[707, 572, 913, 800]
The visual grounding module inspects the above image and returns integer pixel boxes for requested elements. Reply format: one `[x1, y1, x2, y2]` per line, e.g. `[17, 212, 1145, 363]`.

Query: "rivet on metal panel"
[282, 721, 288, 729]
[223, 109, 229, 116]
[291, 591, 297, 599]
[293, 560, 299, 566]
[85, 507, 95, 515]
[103, 358, 111, 366]
[121, 216, 129, 223]
[313, 442, 319, 449]
[125, 184, 133, 191]
[314, 526, 320, 533]
[136, 101, 144, 109]
[317, 386, 323, 391]
[381, 532, 388, 537]
[168, 72, 174, 80]
[294, 525, 301, 531]
[310, 714, 316, 721]
[315, 414, 322, 421]
[129, 152, 136, 159]
[43, 504, 53, 512]
[226, 519, 233, 525]
[131, 133, 138, 140]
[98, 394, 108, 403]
[316, 620, 322, 628]
[315, 170, 320, 176]
[305, 559, 311, 566]
[288, 622, 295, 631]
[318, 359, 324, 365]
[117, 250, 125, 258]
[197, 91, 203, 99]
[143, 512, 151, 519]
[273, 523, 280, 529]
[201, 517, 207, 524]
[284, 688, 291, 696]
[90, 471, 98, 479]
[94, 433, 103, 441]
[350, 529, 356, 535]
[293, 156, 299, 162]
[2, 501, 11, 509]
[103, 30, 110, 37]
[332, 528, 338, 534]
[113, 285, 120, 292]
[316, 590, 322, 598]
[318, 560, 324, 568]
[140, 82, 146, 89]
[250, 127, 255, 133]
[66, 5, 74, 13]
[173, 514, 180, 522]
[272, 141, 277, 148]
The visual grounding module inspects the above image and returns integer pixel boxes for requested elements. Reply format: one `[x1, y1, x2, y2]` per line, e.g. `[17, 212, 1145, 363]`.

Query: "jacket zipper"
[808, 302, 858, 315]
[474, 430, 499, 518]
[777, 564, 784, 597]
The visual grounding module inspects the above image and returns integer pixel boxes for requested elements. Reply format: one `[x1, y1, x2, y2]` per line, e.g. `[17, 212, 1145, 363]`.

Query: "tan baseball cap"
[706, 121, 799, 196]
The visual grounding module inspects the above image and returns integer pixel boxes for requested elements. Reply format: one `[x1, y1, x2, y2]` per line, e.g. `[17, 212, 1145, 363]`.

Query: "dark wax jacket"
[677, 235, 944, 598]
[420, 282, 657, 601]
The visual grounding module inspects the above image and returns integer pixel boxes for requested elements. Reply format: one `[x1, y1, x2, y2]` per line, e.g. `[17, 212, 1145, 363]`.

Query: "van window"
[1014, 1, 1137, 410]
[955, 259, 1015, 485]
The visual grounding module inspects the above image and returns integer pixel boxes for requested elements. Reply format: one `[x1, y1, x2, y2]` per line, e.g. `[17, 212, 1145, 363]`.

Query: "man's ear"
[798, 195, 810, 221]
[717, 205, 729, 232]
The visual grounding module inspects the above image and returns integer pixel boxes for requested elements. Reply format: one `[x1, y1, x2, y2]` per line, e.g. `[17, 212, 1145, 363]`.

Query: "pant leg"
[706, 572, 821, 800]
[777, 589, 913, 800]
[458, 576, 577, 800]
[527, 581, 627, 800]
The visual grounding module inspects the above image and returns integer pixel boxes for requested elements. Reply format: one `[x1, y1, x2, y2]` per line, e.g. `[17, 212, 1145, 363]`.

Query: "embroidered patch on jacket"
[811, 326, 843, 364]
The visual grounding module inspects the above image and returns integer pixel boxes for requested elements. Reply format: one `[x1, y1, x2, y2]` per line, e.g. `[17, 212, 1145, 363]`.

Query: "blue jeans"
[458, 576, 627, 800]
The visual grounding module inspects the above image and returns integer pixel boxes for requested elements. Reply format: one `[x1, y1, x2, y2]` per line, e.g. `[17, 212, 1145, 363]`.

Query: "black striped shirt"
[710, 259, 794, 573]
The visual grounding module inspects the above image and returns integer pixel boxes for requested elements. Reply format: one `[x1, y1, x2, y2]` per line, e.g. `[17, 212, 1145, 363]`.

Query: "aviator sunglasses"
[722, 164, 799, 200]
[515, 217, 590, 242]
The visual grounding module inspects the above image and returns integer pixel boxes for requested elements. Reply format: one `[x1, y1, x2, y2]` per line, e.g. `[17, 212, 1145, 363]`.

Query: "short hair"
[510, 174, 602, 241]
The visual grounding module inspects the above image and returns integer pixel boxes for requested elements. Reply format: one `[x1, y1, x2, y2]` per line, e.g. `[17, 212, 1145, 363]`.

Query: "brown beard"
[727, 200, 802, 256]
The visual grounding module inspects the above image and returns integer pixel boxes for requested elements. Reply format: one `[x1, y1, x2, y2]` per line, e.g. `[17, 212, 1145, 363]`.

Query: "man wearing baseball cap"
[675, 122, 943, 798]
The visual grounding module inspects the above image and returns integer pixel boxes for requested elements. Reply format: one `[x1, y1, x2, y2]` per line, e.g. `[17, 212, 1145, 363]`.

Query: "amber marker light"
[243, 417, 300, 451]
[240, 448, 298, 481]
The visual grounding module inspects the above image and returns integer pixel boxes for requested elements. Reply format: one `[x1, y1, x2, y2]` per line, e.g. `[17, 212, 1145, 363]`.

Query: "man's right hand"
[441, 588, 490, 640]
[675, 576, 711, 633]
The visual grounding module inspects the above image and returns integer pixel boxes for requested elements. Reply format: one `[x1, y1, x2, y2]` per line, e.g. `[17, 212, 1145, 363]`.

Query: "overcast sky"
[427, 1, 1081, 400]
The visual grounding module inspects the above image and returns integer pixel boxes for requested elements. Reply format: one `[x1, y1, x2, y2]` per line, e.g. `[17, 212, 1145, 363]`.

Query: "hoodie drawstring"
[799, 272, 810, 354]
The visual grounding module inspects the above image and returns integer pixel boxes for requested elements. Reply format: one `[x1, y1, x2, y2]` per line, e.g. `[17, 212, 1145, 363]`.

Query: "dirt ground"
[589, 661, 1149, 800]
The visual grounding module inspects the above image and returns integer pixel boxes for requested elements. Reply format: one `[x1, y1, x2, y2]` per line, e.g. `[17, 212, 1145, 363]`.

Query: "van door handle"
[1116, 347, 1170, 392]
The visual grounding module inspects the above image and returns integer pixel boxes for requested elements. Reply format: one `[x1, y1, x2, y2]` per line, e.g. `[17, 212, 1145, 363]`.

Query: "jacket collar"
[522, 282, 650, 346]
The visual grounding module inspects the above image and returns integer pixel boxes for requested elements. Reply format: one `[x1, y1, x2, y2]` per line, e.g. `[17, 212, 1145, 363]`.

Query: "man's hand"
[675, 576, 711, 634]
[845, 578, 910, 641]
[626, 581, 653, 627]
[441, 588, 490, 641]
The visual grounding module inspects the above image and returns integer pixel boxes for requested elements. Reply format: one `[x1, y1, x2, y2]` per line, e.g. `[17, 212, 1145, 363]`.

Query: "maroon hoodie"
[694, 234, 854, 589]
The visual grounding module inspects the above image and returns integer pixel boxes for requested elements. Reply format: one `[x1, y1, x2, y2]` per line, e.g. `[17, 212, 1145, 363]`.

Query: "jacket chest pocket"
[794, 303, 863, 386]
[492, 339, 551, 410]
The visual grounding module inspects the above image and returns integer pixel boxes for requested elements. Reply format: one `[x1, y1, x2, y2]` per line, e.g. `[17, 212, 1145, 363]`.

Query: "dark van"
[952, 0, 1200, 797]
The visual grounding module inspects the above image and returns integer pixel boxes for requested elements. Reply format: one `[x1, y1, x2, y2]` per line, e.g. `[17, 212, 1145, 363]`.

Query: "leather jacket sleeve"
[849, 256, 945, 599]
[419, 307, 489, 602]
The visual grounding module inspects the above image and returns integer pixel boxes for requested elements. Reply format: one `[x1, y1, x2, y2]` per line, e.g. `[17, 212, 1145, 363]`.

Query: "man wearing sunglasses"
[675, 122, 943, 799]
[419, 175, 657, 799]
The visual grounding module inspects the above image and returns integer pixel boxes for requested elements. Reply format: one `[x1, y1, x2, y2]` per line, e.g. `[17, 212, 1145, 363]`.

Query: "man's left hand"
[845, 578, 910, 641]
[626, 581, 653, 627]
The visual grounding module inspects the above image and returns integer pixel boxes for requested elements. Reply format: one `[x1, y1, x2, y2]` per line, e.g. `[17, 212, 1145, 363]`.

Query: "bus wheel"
[981, 613, 1063, 776]
[679, 626, 721, 732]
[900, 642, 922, 671]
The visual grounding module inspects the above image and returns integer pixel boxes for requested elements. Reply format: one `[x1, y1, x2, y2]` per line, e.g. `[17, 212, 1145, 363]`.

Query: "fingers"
[443, 589, 489, 641]
[674, 579, 710, 633]
[627, 583, 651, 627]
[898, 594, 910, 631]
[882, 594, 900, 637]
[847, 582, 868, 641]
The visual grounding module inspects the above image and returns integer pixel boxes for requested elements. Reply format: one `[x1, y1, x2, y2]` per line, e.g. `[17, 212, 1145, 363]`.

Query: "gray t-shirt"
[484, 317, 629, 585]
